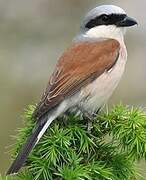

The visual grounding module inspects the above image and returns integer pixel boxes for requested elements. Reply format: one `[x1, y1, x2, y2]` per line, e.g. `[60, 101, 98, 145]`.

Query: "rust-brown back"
[33, 39, 120, 120]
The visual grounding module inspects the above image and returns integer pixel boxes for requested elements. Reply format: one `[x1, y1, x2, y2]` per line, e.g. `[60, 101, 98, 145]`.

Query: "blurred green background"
[0, 0, 146, 175]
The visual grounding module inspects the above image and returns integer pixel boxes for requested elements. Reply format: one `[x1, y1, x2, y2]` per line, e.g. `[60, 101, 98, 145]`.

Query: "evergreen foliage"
[6, 104, 146, 179]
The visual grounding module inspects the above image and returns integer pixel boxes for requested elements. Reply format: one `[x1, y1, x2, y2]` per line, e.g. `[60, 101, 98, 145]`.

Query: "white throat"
[75, 25, 126, 45]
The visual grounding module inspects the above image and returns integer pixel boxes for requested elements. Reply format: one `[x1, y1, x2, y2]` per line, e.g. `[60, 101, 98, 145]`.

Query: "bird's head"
[81, 5, 137, 41]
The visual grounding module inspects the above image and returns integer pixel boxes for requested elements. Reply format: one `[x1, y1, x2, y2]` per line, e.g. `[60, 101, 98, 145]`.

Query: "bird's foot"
[83, 111, 94, 133]
[84, 108, 101, 133]
[87, 120, 93, 133]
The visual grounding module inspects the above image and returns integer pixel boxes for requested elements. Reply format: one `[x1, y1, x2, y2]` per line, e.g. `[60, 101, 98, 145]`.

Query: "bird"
[7, 4, 137, 175]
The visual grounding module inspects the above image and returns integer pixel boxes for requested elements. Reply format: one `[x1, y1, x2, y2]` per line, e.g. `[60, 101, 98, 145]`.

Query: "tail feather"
[6, 116, 54, 175]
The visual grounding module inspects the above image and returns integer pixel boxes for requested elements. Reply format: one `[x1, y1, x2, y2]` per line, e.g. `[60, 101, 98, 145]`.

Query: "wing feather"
[33, 39, 120, 120]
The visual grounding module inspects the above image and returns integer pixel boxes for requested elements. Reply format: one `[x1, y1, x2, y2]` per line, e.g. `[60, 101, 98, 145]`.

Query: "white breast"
[79, 44, 127, 113]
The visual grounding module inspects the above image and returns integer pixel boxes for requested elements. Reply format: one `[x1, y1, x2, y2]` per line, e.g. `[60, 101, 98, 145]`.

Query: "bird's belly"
[80, 54, 127, 113]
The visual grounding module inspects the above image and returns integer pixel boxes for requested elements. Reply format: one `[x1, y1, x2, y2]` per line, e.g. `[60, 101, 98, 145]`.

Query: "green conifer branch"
[5, 104, 146, 180]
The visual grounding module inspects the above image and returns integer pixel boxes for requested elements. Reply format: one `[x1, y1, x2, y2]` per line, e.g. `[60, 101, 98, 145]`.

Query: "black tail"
[6, 120, 46, 175]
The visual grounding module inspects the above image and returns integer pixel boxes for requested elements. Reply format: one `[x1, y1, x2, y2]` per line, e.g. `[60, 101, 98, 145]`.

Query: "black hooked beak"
[116, 16, 138, 27]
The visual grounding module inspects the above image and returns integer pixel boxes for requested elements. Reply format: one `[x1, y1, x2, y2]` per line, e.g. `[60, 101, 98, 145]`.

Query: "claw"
[87, 120, 93, 133]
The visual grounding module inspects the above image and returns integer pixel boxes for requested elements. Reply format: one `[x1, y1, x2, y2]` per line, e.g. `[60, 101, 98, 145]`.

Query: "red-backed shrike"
[7, 5, 137, 175]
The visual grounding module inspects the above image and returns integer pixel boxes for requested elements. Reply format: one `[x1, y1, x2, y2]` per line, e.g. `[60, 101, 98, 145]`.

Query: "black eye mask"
[85, 13, 127, 29]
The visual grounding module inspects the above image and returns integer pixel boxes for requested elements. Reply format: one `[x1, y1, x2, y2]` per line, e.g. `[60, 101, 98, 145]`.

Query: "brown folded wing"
[33, 39, 120, 120]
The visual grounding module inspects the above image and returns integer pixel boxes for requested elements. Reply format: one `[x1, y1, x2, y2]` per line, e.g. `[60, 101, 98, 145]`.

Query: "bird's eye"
[101, 14, 109, 22]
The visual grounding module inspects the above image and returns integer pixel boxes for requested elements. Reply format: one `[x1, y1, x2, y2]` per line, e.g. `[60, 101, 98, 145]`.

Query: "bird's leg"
[83, 111, 93, 133]
[93, 108, 101, 117]
[77, 105, 94, 132]
[62, 110, 71, 125]
[82, 107, 101, 133]
[87, 117, 93, 133]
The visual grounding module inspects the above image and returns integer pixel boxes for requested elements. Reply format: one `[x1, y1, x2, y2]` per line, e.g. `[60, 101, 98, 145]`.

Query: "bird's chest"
[80, 46, 127, 113]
